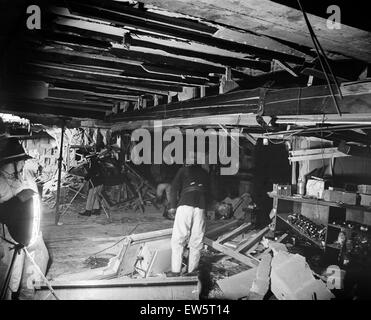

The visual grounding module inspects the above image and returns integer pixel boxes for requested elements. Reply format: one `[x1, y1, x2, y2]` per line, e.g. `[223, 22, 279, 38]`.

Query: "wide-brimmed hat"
[0, 137, 32, 166]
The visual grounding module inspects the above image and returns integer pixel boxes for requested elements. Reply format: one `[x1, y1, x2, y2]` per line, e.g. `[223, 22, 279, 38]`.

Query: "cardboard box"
[346, 209, 364, 224]
[273, 184, 292, 196]
[341, 192, 357, 205]
[360, 194, 371, 207]
[323, 190, 342, 203]
[322, 190, 357, 205]
[306, 179, 325, 199]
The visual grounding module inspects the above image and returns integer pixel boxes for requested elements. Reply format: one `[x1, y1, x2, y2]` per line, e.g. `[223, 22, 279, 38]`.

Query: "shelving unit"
[267, 192, 371, 213]
[276, 215, 324, 249]
[267, 192, 366, 256]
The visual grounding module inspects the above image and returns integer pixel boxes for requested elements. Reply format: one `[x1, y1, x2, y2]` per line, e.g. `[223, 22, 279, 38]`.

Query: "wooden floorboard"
[41, 198, 226, 280]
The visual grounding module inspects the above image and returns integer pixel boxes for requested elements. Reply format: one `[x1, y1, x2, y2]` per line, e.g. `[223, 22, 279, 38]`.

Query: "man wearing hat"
[0, 137, 36, 203]
[0, 136, 38, 298]
[168, 151, 212, 276]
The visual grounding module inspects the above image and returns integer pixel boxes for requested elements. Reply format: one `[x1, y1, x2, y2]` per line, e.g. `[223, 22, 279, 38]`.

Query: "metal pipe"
[55, 122, 65, 225]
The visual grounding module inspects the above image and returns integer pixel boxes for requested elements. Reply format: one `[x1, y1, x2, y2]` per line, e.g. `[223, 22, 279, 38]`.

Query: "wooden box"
[306, 179, 325, 199]
[360, 194, 371, 207]
[357, 185, 371, 195]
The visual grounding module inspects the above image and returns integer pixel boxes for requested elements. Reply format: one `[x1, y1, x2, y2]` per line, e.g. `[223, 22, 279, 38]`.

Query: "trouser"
[156, 183, 171, 203]
[171, 205, 205, 273]
[86, 185, 103, 211]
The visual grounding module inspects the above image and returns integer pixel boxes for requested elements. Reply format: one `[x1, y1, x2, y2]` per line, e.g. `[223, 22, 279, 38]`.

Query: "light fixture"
[0, 189, 41, 299]
[0, 189, 41, 247]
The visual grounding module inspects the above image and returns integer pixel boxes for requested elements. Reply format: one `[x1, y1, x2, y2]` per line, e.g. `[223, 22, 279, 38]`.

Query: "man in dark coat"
[168, 152, 212, 275]
[79, 157, 104, 216]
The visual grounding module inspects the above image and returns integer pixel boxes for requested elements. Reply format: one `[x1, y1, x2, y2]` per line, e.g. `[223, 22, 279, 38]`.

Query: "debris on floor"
[217, 267, 257, 300]
[270, 251, 335, 300]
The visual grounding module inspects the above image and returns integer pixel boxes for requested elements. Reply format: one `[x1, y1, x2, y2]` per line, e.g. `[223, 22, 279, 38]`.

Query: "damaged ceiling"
[0, 0, 370, 132]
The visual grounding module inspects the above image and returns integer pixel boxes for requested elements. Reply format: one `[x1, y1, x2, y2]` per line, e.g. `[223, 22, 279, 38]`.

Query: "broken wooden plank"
[236, 227, 270, 253]
[67, 0, 305, 64]
[204, 219, 243, 240]
[289, 152, 350, 162]
[216, 222, 252, 244]
[203, 237, 257, 268]
[34, 276, 199, 300]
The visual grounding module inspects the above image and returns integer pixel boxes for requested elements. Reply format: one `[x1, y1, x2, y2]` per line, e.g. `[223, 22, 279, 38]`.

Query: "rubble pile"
[40, 173, 85, 208]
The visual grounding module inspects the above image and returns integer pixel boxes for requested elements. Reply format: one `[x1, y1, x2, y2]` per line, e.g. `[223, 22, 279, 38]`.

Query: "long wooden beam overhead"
[110, 81, 371, 122]
[0, 98, 106, 120]
[51, 18, 272, 71]
[65, 0, 306, 64]
[31, 46, 217, 82]
[138, 0, 371, 63]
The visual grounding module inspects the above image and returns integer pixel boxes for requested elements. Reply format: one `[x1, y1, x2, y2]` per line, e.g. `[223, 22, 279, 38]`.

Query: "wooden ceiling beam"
[49, 80, 157, 97]
[66, 1, 305, 64]
[29, 32, 232, 78]
[51, 20, 271, 71]
[28, 52, 215, 86]
[20, 63, 186, 93]
[137, 0, 371, 63]
[27, 73, 175, 96]
[0, 99, 105, 120]
[109, 82, 371, 122]
[31, 46, 216, 81]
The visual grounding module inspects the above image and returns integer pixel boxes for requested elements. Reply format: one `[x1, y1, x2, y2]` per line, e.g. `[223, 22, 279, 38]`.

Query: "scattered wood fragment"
[203, 237, 258, 268]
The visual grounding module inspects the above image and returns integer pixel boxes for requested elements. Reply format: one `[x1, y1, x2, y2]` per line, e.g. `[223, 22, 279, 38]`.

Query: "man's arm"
[169, 167, 184, 209]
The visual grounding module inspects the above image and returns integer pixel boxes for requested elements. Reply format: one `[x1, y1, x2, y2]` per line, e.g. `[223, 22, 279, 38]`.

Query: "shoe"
[92, 209, 101, 215]
[184, 271, 198, 277]
[79, 210, 92, 216]
[165, 271, 180, 277]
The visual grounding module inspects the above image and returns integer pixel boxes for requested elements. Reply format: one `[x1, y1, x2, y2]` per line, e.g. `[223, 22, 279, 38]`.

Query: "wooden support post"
[112, 102, 119, 114]
[219, 67, 238, 94]
[153, 94, 159, 106]
[55, 122, 65, 225]
[200, 85, 206, 98]
[291, 161, 297, 185]
[307, 75, 314, 87]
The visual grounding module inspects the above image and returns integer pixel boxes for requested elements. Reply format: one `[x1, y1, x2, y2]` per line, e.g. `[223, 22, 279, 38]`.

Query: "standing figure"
[151, 155, 179, 219]
[168, 153, 211, 276]
[79, 157, 104, 216]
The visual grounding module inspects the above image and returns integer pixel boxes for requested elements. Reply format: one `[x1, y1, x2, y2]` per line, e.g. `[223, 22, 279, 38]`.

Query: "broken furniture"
[33, 228, 199, 300]
[34, 276, 199, 300]
[203, 222, 270, 268]
[33, 220, 248, 299]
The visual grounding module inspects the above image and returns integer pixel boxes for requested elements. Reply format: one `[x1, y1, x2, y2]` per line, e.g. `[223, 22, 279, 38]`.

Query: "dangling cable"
[297, 0, 343, 116]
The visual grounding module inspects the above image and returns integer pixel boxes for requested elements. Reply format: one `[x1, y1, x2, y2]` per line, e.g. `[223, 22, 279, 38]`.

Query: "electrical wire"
[90, 222, 140, 257]
[297, 0, 342, 116]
